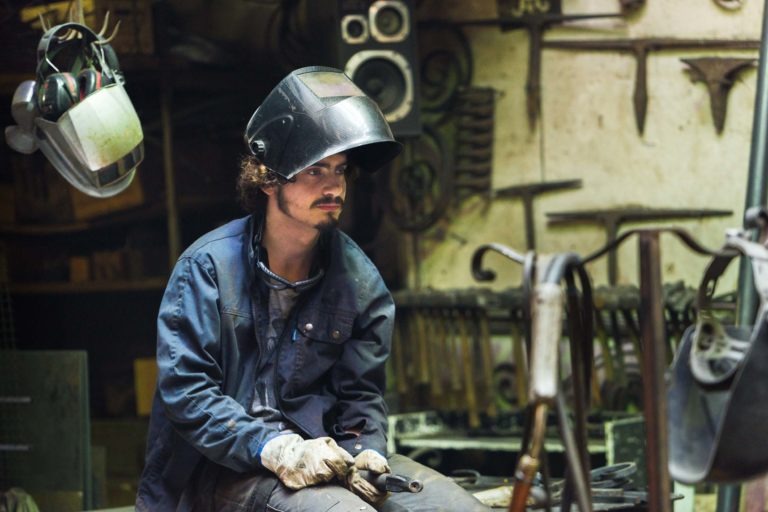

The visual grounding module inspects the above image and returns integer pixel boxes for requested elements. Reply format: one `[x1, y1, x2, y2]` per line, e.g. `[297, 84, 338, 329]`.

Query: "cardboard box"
[91, 250, 127, 281]
[69, 256, 91, 282]
[133, 357, 157, 416]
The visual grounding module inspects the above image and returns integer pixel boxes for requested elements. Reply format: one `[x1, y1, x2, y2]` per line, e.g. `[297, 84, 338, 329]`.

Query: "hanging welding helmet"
[668, 219, 768, 484]
[244, 66, 402, 180]
[4, 22, 144, 198]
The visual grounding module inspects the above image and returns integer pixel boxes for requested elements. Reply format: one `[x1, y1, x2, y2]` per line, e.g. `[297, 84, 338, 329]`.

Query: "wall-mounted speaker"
[329, 0, 422, 138]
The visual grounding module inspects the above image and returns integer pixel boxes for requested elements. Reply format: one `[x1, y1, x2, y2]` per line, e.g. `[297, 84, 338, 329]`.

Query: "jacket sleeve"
[329, 274, 394, 457]
[155, 255, 280, 472]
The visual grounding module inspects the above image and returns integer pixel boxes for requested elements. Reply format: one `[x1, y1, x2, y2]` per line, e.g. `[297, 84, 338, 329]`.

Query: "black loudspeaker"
[332, 0, 421, 138]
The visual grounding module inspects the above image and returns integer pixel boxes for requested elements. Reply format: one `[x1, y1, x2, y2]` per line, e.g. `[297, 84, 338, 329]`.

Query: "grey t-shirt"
[250, 287, 299, 433]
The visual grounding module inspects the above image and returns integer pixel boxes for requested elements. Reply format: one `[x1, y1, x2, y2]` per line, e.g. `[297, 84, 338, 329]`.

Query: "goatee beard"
[315, 216, 339, 233]
[276, 187, 341, 233]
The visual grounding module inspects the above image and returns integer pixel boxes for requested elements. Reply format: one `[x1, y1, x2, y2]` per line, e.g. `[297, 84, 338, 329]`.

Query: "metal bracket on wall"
[682, 56, 756, 134]
[542, 38, 760, 135]
[494, 179, 582, 251]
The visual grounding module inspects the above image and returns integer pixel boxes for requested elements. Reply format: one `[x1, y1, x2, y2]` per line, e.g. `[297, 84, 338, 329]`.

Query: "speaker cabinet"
[330, 0, 422, 138]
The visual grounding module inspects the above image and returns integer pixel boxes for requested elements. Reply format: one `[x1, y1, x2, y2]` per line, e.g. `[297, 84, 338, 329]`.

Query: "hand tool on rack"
[423, 308, 445, 408]
[495, 179, 582, 251]
[392, 314, 410, 409]
[413, 309, 431, 387]
[496, 2, 623, 130]
[681, 57, 756, 134]
[443, 307, 464, 413]
[542, 38, 760, 134]
[456, 308, 481, 429]
[457, 2, 623, 129]
[547, 206, 732, 285]
[476, 308, 499, 420]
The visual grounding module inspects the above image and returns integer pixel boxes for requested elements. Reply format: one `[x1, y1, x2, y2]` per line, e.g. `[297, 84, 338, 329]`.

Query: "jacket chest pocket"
[290, 309, 355, 381]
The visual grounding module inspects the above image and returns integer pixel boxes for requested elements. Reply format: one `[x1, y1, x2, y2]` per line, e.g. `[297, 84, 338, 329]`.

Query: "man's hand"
[346, 449, 391, 504]
[260, 434, 354, 490]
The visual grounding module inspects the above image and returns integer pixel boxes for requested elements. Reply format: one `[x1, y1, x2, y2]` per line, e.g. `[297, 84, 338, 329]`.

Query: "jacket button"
[331, 329, 341, 339]
[304, 323, 314, 332]
[226, 419, 237, 431]
[354, 443, 362, 450]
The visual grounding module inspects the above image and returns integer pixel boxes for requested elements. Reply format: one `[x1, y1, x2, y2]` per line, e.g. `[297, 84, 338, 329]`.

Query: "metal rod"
[738, 0, 768, 327]
[728, 1, 768, 509]
[638, 230, 671, 512]
[161, 77, 181, 268]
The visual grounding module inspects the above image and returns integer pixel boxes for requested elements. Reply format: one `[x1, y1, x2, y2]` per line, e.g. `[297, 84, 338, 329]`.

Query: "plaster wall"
[413, 0, 762, 292]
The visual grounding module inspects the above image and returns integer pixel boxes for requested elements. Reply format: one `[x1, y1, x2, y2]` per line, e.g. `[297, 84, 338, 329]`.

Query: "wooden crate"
[133, 357, 157, 416]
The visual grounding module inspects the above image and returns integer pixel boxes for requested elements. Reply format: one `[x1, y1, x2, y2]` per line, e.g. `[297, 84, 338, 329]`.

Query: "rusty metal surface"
[637, 231, 671, 512]
[682, 57, 756, 134]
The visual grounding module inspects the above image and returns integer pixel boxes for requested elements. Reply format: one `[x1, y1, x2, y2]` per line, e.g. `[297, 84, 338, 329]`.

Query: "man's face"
[271, 153, 349, 232]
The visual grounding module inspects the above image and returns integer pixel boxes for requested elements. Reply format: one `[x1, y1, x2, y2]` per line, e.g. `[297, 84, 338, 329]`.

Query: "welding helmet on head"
[4, 22, 144, 198]
[668, 213, 768, 484]
[244, 66, 402, 180]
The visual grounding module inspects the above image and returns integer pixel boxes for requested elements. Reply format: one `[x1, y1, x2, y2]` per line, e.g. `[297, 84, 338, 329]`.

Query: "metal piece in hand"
[362, 471, 424, 493]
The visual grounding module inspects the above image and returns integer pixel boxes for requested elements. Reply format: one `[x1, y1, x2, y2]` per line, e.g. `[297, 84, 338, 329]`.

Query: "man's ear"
[261, 184, 276, 196]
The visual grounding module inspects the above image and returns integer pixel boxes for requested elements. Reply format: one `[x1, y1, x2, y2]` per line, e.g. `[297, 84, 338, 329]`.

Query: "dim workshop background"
[1, 0, 767, 510]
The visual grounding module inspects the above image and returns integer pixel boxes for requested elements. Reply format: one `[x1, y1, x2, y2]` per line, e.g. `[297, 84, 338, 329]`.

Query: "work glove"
[345, 449, 391, 505]
[260, 434, 354, 490]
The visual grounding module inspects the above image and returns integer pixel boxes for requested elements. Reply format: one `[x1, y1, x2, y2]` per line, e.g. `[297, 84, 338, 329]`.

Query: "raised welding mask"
[4, 22, 144, 198]
[668, 225, 768, 484]
[244, 66, 402, 180]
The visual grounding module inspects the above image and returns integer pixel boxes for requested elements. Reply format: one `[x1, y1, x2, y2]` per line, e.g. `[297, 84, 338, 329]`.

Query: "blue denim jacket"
[136, 215, 394, 511]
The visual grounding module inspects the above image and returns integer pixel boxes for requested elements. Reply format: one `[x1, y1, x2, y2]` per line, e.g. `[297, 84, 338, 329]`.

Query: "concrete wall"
[411, 0, 762, 291]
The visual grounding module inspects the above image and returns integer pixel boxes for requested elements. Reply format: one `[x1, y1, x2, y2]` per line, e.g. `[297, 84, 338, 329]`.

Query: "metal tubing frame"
[638, 231, 672, 512]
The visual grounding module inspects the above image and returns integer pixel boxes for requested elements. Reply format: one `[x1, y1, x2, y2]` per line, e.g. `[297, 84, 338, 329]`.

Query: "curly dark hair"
[236, 155, 279, 214]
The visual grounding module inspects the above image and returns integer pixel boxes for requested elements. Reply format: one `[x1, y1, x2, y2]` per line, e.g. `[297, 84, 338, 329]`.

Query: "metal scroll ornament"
[418, 22, 473, 118]
[380, 125, 453, 232]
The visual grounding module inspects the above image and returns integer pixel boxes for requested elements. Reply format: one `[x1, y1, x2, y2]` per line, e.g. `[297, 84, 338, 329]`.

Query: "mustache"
[312, 196, 344, 207]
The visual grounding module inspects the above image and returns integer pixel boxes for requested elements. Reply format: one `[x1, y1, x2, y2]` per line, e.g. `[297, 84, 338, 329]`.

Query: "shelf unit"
[8, 278, 168, 295]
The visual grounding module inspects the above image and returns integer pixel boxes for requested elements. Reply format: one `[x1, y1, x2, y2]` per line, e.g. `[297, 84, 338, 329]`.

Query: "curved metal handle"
[471, 242, 526, 282]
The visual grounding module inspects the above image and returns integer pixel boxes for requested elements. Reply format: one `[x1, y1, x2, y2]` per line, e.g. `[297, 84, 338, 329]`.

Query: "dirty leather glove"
[345, 449, 391, 504]
[260, 434, 354, 490]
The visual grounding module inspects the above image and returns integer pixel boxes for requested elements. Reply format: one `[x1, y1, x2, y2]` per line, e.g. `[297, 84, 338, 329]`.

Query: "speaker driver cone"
[345, 50, 413, 123]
